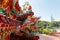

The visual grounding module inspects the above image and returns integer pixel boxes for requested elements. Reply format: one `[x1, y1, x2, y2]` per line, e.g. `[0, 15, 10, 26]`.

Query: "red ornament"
[5, 0, 13, 11]
[15, 0, 21, 11]
[4, 35, 10, 40]
[12, 14, 16, 19]
[1, 23, 5, 27]
[33, 36, 39, 40]
[28, 6, 32, 10]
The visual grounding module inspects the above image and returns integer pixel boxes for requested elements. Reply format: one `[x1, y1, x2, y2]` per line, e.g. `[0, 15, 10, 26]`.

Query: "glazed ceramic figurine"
[23, 1, 32, 13]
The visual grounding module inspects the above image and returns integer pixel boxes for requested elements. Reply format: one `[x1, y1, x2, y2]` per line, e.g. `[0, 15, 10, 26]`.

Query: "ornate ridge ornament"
[0, 0, 39, 40]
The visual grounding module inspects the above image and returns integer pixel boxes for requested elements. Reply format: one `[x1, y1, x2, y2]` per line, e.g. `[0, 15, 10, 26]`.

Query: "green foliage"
[39, 21, 60, 28]
[39, 21, 50, 28]
[37, 21, 60, 34]
[38, 28, 56, 34]
[50, 21, 60, 28]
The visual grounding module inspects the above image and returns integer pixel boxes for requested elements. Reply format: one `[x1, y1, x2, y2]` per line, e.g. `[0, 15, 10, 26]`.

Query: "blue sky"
[19, 0, 60, 21]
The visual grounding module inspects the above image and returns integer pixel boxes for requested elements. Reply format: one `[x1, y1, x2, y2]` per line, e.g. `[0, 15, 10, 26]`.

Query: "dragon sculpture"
[0, 0, 39, 40]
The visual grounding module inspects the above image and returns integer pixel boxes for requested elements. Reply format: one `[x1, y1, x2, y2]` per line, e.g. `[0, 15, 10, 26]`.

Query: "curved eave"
[0, 15, 22, 27]
[17, 12, 34, 21]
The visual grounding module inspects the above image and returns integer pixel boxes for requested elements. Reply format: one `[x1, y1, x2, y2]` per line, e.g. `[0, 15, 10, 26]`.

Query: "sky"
[19, 0, 60, 21]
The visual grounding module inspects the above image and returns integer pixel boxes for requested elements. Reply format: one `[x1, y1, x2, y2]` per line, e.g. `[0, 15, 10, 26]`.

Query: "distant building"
[51, 14, 54, 22]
